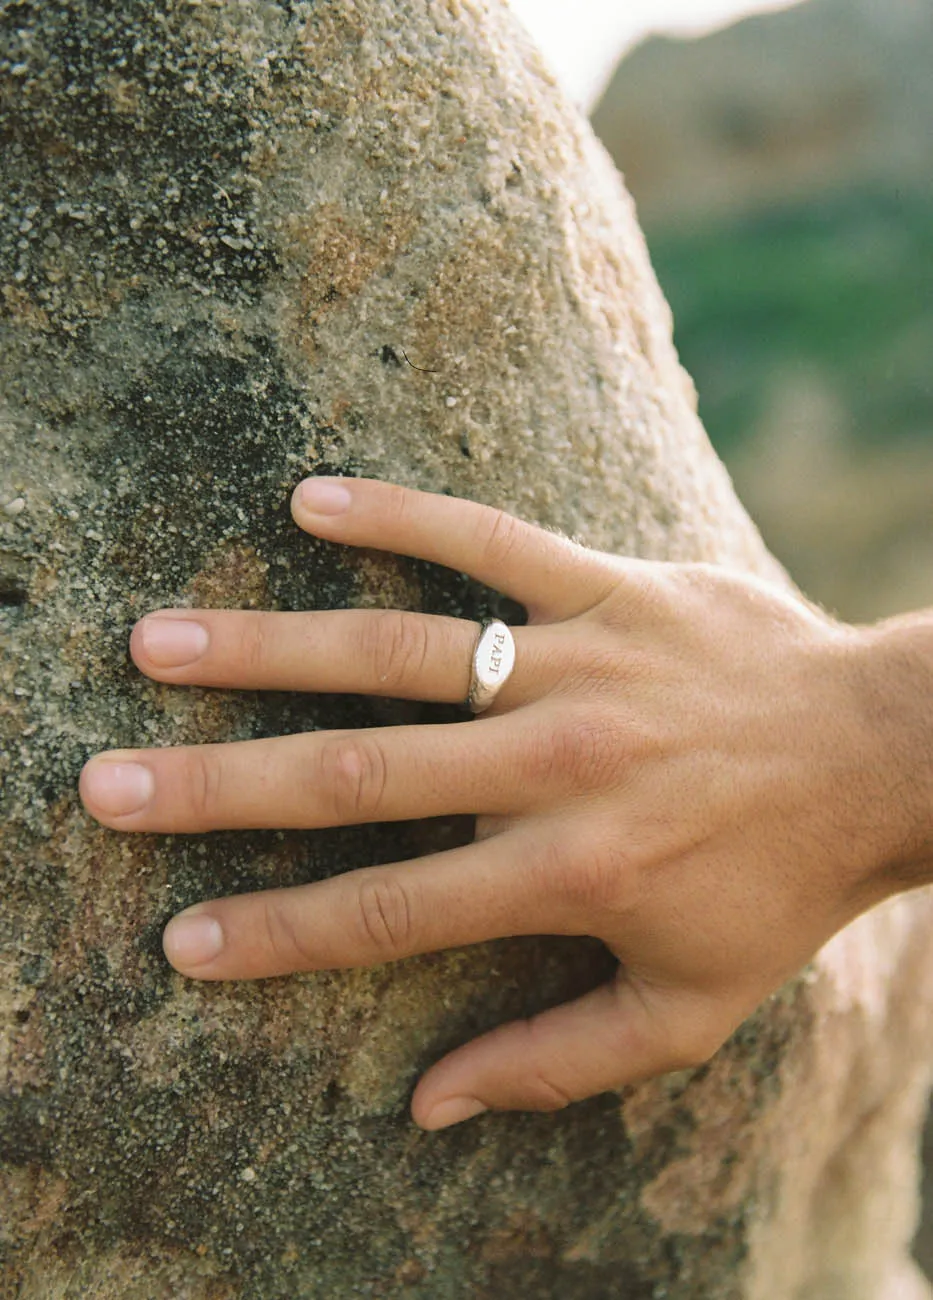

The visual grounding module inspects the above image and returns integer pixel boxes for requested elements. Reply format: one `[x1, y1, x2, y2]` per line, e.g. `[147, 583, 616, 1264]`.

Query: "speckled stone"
[1, 3, 931, 1298]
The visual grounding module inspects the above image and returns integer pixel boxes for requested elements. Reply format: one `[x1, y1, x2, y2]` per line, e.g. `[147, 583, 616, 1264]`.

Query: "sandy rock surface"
[1, 3, 930, 1297]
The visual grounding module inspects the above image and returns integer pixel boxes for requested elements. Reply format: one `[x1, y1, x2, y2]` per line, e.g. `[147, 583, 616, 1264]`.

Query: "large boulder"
[1, 2, 931, 1296]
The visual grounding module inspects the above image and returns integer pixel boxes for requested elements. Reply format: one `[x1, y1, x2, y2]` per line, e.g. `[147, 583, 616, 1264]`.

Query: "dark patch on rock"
[93, 322, 325, 605]
[0, 1092, 52, 1167]
[0, 0, 279, 341]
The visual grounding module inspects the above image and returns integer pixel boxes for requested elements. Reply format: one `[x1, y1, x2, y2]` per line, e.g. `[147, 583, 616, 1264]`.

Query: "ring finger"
[162, 821, 585, 981]
[131, 608, 552, 709]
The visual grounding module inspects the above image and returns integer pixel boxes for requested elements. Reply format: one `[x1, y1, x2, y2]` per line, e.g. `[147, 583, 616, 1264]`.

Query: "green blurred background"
[591, 0, 933, 624]
[590, 0, 933, 1275]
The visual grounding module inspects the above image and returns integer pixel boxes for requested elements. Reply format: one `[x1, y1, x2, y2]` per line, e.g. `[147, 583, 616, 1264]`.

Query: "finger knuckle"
[522, 1020, 576, 1111]
[482, 507, 524, 567]
[530, 836, 601, 913]
[594, 563, 676, 632]
[531, 836, 574, 893]
[355, 872, 414, 960]
[383, 481, 413, 528]
[543, 712, 628, 793]
[260, 894, 314, 970]
[367, 610, 430, 691]
[185, 749, 223, 825]
[528, 1072, 576, 1111]
[242, 615, 270, 676]
[556, 641, 625, 697]
[556, 839, 632, 913]
[319, 734, 389, 823]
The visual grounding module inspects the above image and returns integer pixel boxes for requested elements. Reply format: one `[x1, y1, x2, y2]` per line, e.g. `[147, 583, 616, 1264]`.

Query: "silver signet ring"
[467, 620, 516, 714]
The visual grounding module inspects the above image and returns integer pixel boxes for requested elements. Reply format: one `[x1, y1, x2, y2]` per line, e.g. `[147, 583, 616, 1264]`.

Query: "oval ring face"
[468, 621, 516, 713]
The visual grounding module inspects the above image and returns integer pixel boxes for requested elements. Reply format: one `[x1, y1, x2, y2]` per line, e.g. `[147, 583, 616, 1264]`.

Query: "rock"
[1, 2, 931, 1297]
[593, 0, 933, 226]
[592, 0, 933, 624]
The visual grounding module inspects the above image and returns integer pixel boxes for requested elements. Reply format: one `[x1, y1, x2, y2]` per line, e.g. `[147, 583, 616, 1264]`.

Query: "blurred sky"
[508, 0, 807, 108]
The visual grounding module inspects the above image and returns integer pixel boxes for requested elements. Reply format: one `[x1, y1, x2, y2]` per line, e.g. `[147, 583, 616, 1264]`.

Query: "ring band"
[467, 620, 516, 714]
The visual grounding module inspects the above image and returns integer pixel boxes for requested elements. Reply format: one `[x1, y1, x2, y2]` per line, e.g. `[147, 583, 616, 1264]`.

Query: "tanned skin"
[80, 479, 933, 1130]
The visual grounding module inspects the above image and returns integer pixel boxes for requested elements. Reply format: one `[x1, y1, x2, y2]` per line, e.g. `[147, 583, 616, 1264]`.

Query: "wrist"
[852, 610, 933, 892]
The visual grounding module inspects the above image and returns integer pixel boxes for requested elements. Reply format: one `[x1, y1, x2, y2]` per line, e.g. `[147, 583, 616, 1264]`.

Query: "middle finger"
[80, 716, 543, 834]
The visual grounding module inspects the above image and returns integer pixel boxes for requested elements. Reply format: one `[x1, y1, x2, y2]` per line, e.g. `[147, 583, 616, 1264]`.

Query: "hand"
[80, 478, 902, 1129]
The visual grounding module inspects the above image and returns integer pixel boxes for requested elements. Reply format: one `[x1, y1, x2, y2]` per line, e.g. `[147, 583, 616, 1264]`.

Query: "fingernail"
[82, 761, 155, 816]
[298, 478, 353, 515]
[163, 911, 225, 968]
[424, 1097, 488, 1130]
[141, 617, 209, 667]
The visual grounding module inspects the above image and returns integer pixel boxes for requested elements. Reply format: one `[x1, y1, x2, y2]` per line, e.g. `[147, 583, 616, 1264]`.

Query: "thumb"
[411, 976, 722, 1130]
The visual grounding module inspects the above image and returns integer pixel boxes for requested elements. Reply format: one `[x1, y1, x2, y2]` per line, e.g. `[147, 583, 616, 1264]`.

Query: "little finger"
[412, 978, 727, 1128]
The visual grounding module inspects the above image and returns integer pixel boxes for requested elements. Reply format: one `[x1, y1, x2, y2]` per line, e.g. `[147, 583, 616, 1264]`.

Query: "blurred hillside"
[592, 0, 933, 622]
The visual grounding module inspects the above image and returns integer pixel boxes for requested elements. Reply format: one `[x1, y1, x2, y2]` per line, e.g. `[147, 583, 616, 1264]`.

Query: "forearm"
[857, 608, 933, 890]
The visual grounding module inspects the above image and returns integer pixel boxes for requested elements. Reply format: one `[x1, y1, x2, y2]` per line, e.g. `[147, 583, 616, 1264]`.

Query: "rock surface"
[1, 2, 931, 1297]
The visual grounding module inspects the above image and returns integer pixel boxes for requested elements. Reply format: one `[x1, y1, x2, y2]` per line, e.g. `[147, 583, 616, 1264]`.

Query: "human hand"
[80, 478, 909, 1129]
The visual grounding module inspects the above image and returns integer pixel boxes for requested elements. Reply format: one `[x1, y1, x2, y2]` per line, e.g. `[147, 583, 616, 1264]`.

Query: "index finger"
[291, 478, 617, 622]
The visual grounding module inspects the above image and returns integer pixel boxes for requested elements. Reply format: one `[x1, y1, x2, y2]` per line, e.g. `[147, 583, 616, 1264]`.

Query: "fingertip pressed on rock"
[163, 911, 225, 970]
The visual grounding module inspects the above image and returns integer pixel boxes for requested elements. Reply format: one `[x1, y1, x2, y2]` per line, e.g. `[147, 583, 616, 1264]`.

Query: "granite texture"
[1, 2, 931, 1296]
